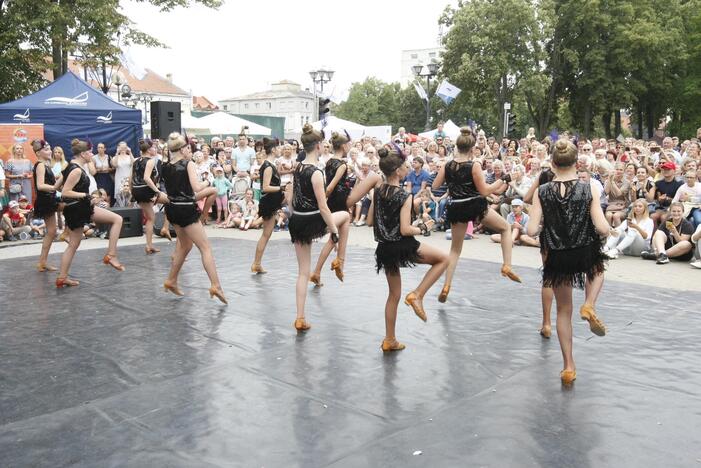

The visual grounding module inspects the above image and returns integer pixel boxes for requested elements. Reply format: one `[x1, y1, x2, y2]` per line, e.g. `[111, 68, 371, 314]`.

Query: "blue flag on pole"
[436, 80, 461, 105]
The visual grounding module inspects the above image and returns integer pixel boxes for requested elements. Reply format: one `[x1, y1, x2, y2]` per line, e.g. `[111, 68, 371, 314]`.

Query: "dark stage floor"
[1, 239, 699, 467]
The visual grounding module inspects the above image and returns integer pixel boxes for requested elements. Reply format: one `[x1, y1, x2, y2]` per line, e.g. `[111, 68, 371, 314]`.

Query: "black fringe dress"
[444, 159, 488, 225]
[61, 163, 93, 230]
[162, 159, 200, 228]
[539, 179, 607, 288]
[324, 158, 350, 213]
[131, 156, 159, 203]
[258, 160, 284, 220]
[374, 184, 422, 273]
[33, 161, 58, 219]
[288, 163, 328, 244]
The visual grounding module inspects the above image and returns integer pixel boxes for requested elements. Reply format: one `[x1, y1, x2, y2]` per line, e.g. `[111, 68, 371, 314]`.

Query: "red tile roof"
[193, 95, 219, 110]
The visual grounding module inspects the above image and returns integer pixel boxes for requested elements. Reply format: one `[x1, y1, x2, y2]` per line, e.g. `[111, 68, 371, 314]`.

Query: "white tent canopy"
[418, 119, 462, 140]
[311, 116, 367, 141]
[195, 112, 271, 136]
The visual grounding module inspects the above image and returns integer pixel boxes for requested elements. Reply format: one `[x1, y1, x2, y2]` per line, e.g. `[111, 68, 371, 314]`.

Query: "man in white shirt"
[232, 134, 255, 176]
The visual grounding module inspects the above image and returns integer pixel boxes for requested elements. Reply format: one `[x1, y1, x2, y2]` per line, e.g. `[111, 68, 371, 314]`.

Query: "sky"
[121, 0, 453, 102]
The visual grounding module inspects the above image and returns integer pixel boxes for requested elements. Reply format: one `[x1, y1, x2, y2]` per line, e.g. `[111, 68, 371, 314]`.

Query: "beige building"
[219, 81, 315, 133]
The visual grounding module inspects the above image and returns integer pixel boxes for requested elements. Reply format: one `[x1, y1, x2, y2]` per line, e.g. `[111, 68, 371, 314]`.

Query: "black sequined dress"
[131, 156, 159, 203]
[374, 184, 421, 273]
[33, 161, 58, 218]
[289, 163, 327, 244]
[444, 160, 488, 224]
[258, 160, 283, 220]
[539, 179, 606, 288]
[61, 163, 94, 230]
[162, 159, 200, 227]
[325, 158, 350, 212]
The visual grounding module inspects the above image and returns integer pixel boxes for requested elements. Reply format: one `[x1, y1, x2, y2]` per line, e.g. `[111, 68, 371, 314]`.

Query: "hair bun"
[377, 147, 389, 159]
[331, 132, 340, 139]
[71, 138, 80, 146]
[302, 123, 314, 135]
[460, 127, 472, 135]
[554, 139, 569, 153]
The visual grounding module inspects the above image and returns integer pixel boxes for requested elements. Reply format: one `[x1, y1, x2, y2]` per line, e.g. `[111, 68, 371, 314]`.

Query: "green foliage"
[0, 0, 219, 102]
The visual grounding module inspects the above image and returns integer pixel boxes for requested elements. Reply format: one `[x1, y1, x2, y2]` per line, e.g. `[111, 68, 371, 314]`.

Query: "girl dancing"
[527, 139, 610, 384]
[310, 131, 352, 285]
[348, 145, 448, 351]
[431, 127, 521, 303]
[131, 139, 169, 254]
[252, 137, 285, 274]
[57, 139, 125, 287]
[288, 124, 350, 331]
[31, 139, 62, 272]
[161, 133, 227, 304]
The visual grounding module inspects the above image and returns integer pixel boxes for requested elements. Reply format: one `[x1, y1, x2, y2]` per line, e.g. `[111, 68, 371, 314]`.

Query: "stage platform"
[0, 238, 699, 467]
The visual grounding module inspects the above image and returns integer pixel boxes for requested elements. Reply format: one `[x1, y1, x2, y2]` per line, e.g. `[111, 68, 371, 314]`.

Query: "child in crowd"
[417, 188, 436, 229]
[240, 198, 258, 230]
[275, 207, 289, 231]
[115, 179, 133, 208]
[490, 199, 538, 247]
[212, 166, 233, 225]
[220, 200, 242, 229]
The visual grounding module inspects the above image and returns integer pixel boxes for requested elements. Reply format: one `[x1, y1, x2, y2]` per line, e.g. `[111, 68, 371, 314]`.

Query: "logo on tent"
[13, 109, 30, 122]
[44, 91, 89, 106]
[97, 112, 112, 124]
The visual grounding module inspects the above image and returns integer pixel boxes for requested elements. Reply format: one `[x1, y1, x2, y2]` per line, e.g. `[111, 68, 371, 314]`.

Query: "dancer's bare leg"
[253, 217, 275, 267]
[553, 285, 575, 373]
[38, 214, 57, 268]
[442, 221, 468, 291]
[294, 242, 312, 320]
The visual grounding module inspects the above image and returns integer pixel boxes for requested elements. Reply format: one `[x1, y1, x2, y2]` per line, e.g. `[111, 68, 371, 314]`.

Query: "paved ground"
[1, 225, 698, 292]
[0, 233, 700, 467]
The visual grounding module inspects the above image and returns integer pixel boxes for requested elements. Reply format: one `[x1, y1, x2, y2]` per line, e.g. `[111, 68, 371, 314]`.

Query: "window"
[305, 102, 309, 109]
[429, 52, 436, 58]
[300, 116, 304, 127]
[244, 103, 249, 110]
[255, 103, 259, 109]
[223, 105, 228, 111]
[411, 53, 418, 59]
[266, 102, 272, 109]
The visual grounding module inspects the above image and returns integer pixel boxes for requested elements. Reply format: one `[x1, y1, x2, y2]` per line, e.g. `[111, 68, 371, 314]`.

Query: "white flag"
[119, 49, 147, 80]
[413, 81, 428, 102]
[436, 79, 461, 105]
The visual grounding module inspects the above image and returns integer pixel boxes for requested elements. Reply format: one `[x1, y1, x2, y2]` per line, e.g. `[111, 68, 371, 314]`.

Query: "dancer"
[524, 165, 556, 338]
[131, 139, 169, 254]
[310, 131, 352, 285]
[32, 139, 63, 271]
[527, 139, 610, 385]
[251, 137, 285, 274]
[161, 132, 226, 304]
[431, 127, 521, 304]
[57, 139, 125, 288]
[288, 124, 350, 331]
[347, 145, 448, 351]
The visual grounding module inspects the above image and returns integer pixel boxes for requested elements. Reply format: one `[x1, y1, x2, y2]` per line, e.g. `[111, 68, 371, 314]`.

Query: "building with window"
[400, 47, 444, 85]
[219, 80, 315, 133]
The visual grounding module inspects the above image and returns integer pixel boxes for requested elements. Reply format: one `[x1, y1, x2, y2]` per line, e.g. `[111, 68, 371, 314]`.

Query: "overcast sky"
[122, 0, 453, 102]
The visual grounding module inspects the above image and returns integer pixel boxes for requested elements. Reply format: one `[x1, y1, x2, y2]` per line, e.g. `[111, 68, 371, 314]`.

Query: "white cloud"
[121, 0, 451, 102]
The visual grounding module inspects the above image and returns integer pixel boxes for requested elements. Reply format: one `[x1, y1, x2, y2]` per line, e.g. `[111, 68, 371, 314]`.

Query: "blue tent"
[0, 71, 142, 159]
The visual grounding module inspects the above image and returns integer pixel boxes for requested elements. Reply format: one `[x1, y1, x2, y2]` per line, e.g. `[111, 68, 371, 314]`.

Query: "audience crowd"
[1, 123, 700, 269]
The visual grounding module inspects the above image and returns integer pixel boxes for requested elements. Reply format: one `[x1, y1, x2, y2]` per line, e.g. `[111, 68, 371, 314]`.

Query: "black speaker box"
[150, 101, 182, 140]
[111, 207, 144, 238]
[154, 211, 177, 238]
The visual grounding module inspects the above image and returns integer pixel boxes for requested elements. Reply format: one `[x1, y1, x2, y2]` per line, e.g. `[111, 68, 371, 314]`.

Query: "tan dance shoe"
[250, 263, 267, 274]
[103, 254, 125, 271]
[404, 291, 427, 322]
[539, 325, 552, 338]
[580, 303, 606, 336]
[163, 281, 184, 296]
[500, 265, 522, 283]
[381, 338, 406, 352]
[560, 369, 577, 385]
[438, 285, 450, 303]
[56, 277, 80, 288]
[330, 257, 344, 282]
[309, 273, 323, 287]
[294, 318, 311, 331]
[209, 286, 228, 305]
[37, 263, 58, 272]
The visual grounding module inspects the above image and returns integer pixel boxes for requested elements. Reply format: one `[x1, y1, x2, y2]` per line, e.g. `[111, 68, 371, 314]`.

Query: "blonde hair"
[167, 132, 188, 152]
[552, 139, 577, 167]
[631, 198, 650, 220]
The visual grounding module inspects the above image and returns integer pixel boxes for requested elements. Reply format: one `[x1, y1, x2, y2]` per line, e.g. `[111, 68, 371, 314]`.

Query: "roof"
[45, 60, 190, 97]
[221, 82, 314, 102]
[193, 96, 219, 110]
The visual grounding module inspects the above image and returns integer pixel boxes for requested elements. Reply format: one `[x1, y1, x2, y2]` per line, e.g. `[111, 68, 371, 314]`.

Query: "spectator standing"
[0, 158, 7, 210]
[51, 146, 68, 176]
[92, 143, 114, 205]
[233, 134, 255, 176]
[5, 143, 33, 203]
[212, 166, 234, 225]
[277, 144, 295, 185]
[112, 143, 133, 192]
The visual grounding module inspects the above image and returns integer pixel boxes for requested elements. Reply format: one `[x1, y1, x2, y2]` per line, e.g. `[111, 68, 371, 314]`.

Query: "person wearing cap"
[490, 199, 538, 247]
[212, 165, 233, 225]
[1, 200, 28, 240]
[650, 161, 683, 227]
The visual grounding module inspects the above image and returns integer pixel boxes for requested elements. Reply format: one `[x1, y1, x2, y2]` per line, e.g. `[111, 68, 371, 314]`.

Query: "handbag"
[9, 183, 22, 194]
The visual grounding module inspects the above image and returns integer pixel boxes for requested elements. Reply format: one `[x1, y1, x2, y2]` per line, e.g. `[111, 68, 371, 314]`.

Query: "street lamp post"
[412, 62, 440, 131]
[310, 68, 335, 121]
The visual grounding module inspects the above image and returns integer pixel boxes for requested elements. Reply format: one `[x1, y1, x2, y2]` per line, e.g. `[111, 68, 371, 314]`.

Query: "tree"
[0, 0, 221, 103]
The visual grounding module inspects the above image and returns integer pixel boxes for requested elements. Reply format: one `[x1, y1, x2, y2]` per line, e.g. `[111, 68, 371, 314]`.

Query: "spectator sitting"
[404, 156, 430, 198]
[499, 164, 532, 218]
[491, 199, 538, 247]
[604, 198, 654, 259]
[1, 200, 32, 240]
[650, 161, 684, 227]
[672, 171, 701, 227]
[642, 202, 694, 264]
[690, 224, 701, 269]
[275, 207, 289, 231]
[417, 188, 436, 227]
[240, 197, 258, 231]
[114, 179, 134, 208]
[604, 162, 631, 227]
[219, 200, 242, 229]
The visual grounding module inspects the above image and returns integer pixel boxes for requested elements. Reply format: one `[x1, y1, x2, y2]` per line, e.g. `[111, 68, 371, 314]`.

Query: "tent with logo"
[0, 71, 142, 158]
